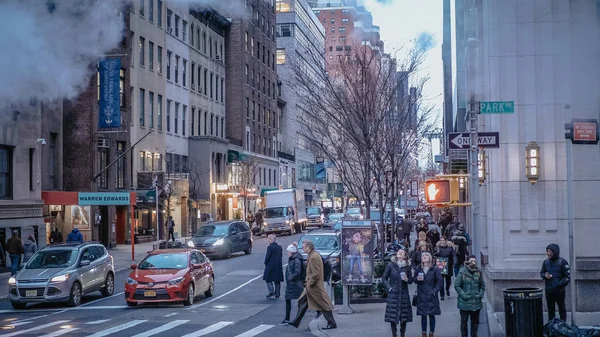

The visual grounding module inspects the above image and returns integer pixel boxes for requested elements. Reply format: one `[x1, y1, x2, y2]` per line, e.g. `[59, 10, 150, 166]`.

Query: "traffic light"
[424, 179, 451, 204]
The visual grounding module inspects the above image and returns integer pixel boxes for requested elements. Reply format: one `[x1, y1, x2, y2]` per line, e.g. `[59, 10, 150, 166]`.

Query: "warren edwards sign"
[78, 192, 131, 206]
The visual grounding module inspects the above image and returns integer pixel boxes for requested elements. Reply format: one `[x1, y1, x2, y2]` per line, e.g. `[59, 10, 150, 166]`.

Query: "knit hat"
[287, 244, 298, 253]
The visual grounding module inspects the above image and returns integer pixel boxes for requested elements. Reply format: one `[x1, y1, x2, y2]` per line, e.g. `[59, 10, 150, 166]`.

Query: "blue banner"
[99, 58, 121, 128]
[315, 160, 326, 183]
[78, 192, 131, 206]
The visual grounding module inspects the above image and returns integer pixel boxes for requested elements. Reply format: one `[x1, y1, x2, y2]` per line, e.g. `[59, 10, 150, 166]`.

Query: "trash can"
[503, 287, 544, 337]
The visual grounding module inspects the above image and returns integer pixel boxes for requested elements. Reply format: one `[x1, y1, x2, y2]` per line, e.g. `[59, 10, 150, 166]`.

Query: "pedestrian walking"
[166, 216, 176, 242]
[416, 218, 429, 235]
[263, 234, 284, 299]
[281, 243, 304, 325]
[450, 223, 469, 276]
[434, 236, 455, 300]
[382, 248, 413, 337]
[49, 226, 63, 244]
[22, 235, 38, 264]
[252, 210, 264, 236]
[6, 230, 24, 276]
[402, 216, 412, 247]
[414, 231, 433, 253]
[540, 243, 570, 321]
[66, 227, 84, 243]
[427, 221, 441, 248]
[289, 240, 337, 330]
[455, 255, 485, 337]
[412, 241, 431, 268]
[414, 252, 443, 337]
[246, 211, 255, 227]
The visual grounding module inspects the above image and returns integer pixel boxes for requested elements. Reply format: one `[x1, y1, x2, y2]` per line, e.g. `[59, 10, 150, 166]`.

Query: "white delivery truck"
[262, 189, 307, 235]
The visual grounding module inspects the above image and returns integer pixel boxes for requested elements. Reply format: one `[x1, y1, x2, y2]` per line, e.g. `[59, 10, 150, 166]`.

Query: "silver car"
[8, 242, 115, 309]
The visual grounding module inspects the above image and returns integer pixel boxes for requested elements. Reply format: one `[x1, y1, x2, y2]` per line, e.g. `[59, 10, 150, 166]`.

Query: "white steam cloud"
[0, 0, 127, 102]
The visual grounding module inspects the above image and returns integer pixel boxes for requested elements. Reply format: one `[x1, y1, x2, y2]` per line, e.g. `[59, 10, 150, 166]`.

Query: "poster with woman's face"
[70, 206, 90, 230]
[341, 223, 374, 286]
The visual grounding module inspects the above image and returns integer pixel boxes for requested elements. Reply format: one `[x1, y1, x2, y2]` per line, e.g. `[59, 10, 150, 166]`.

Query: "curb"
[309, 319, 330, 337]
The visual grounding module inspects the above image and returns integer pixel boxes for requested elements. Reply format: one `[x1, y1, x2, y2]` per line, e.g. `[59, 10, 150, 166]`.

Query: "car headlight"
[8, 277, 16, 285]
[50, 274, 69, 283]
[213, 238, 225, 246]
[168, 277, 184, 285]
[187, 241, 195, 248]
[263, 222, 268, 227]
[126, 277, 138, 285]
[285, 220, 290, 224]
[329, 257, 340, 266]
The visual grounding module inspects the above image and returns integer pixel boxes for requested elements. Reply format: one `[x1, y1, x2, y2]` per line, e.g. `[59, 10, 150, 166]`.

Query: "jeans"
[9, 254, 20, 276]
[460, 310, 480, 337]
[546, 290, 567, 321]
[168, 230, 175, 242]
[454, 263, 463, 277]
[285, 299, 292, 320]
[391, 322, 407, 336]
[266, 281, 281, 297]
[348, 255, 363, 275]
[421, 315, 436, 333]
[440, 274, 452, 297]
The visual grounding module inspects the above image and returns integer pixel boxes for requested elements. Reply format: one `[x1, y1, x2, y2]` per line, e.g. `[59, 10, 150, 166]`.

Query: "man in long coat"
[263, 234, 284, 298]
[290, 240, 337, 330]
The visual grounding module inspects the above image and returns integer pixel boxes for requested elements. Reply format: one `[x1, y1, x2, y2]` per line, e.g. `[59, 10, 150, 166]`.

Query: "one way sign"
[448, 132, 500, 149]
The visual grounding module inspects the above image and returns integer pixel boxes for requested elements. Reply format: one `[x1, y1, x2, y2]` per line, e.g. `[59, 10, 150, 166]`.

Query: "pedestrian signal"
[425, 179, 451, 204]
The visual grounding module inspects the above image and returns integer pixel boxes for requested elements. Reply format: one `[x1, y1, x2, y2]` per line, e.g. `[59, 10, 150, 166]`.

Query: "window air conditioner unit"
[166, 27, 172, 34]
[97, 138, 110, 148]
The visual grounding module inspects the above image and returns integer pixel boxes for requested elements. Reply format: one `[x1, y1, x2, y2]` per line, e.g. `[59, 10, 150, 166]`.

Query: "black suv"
[187, 221, 252, 259]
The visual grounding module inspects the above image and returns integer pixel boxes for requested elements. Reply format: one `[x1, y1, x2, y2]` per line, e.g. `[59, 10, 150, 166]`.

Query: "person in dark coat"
[434, 236, 455, 300]
[540, 243, 570, 321]
[49, 226, 63, 244]
[66, 228, 84, 243]
[22, 235, 38, 263]
[263, 234, 284, 298]
[281, 243, 304, 325]
[6, 230, 24, 276]
[382, 248, 413, 337]
[451, 224, 469, 276]
[455, 255, 485, 337]
[411, 241, 431, 269]
[414, 252, 443, 337]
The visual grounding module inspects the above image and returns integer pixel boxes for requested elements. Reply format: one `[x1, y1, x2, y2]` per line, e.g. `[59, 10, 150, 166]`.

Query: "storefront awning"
[260, 188, 279, 197]
[42, 191, 137, 206]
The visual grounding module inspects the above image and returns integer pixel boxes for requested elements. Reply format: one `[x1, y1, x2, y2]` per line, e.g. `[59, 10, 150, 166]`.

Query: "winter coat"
[382, 258, 413, 324]
[411, 249, 424, 268]
[427, 224, 441, 247]
[451, 234, 469, 267]
[285, 252, 304, 299]
[414, 237, 433, 252]
[23, 239, 38, 263]
[50, 230, 63, 244]
[263, 242, 284, 282]
[414, 265, 443, 316]
[66, 228, 84, 242]
[301, 249, 334, 312]
[540, 244, 570, 293]
[455, 265, 485, 311]
[434, 241, 455, 274]
[6, 236, 24, 255]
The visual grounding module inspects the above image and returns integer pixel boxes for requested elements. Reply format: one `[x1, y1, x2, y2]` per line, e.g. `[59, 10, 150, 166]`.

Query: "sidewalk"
[312, 284, 491, 337]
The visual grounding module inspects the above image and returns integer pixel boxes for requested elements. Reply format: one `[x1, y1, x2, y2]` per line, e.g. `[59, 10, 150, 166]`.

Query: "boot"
[400, 334, 405, 337]
[422, 333, 427, 337]
[321, 311, 337, 330]
[429, 333, 434, 337]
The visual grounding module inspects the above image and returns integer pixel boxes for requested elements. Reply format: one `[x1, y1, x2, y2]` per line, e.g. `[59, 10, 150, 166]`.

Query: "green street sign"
[480, 101, 514, 114]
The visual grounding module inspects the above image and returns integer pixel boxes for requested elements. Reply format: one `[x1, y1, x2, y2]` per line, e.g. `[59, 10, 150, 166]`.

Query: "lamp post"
[478, 149, 486, 185]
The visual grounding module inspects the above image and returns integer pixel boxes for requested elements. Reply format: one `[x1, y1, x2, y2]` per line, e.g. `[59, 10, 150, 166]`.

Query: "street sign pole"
[565, 134, 576, 325]
[466, 33, 480, 264]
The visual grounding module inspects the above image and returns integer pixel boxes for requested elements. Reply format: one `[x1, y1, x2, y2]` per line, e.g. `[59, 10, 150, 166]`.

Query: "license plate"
[26, 290, 37, 297]
[199, 249, 206, 253]
[144, 290, 157, 297]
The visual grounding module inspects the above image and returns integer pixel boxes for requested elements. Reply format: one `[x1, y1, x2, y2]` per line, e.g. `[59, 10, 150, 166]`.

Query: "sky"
[364, 0, 444, 163]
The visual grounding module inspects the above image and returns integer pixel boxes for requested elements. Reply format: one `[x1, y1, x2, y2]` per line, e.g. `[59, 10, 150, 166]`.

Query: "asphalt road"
[0, 233, 317, 337]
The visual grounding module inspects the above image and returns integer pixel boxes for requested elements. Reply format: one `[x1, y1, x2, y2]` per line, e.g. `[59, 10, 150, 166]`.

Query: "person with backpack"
[540, 243, 570, 321]
[281, 243, 304, 325]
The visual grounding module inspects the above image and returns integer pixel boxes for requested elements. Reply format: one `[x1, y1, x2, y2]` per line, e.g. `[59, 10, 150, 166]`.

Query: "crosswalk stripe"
[39, 328, 79, 337]
[181, 321, 234, 337]
[87, 319, 112, 325]
[234, 324, 275, 337]
[3, 321, 33, 327]
[0, 320, 70, 337]
[130, 320, 189, 337]
[87, 320, 147, 337]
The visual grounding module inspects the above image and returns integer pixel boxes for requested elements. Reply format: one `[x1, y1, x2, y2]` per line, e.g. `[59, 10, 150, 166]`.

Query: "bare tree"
[185, 159, 210, 234]
[230, 156, 260, 220]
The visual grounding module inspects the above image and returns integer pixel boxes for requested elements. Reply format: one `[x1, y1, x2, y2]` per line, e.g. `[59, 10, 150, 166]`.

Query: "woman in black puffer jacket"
[281, 243, 304, 325]
[382, 248, 413, 337]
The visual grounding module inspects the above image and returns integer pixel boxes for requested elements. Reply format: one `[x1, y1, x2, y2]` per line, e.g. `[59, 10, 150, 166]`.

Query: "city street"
[0, 234, 313, 337]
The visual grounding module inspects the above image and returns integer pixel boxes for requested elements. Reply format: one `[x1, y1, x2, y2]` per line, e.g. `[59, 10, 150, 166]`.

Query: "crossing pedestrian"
[414, 252, 443, 337]
[289, 240, 337, 330]
[540, 243, 570, 321]
[382, 248, 413, 337]
[6, 230, 24, 276]
[263, 234, 283, 299]
[455, 255, 485, 337]
[281, 243, 304, 325]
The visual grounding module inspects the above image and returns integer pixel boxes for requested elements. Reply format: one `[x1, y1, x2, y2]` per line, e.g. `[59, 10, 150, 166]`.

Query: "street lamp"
[478, 150, 486, 185]
[525, 141, 540, 184]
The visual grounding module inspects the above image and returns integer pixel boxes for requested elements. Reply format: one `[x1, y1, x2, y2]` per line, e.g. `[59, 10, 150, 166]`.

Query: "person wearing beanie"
[280, 243, 304, 325]
[540, 243, 570, 321]
[23, 235, 38, 264]
[455, 255, 485, 337]
[414, 251, 442, 337]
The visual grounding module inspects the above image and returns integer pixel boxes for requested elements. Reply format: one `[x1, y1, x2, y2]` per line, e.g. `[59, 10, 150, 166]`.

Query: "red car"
[124, 249, 214, 307]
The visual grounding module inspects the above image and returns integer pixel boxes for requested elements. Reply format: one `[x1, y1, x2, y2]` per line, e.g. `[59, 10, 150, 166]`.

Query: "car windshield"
[138, 253, 188, 270]
[370, 211, 381, 221]
[299, 235, 339, 251]
[346, 208, 361, 215]
[307, 207, 321, 215]
[196, 225, 229, 237]
[264, 207, 286, 218]
[26, 250, 79, 269]
[333, 221, 343, 231]
[327, 213, 344, 221]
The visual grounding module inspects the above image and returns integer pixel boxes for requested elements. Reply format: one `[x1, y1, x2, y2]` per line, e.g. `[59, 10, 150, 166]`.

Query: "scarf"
[466, 262, 478, 272]
[396, 260, 407, 269]
[423, 266, 430, 274]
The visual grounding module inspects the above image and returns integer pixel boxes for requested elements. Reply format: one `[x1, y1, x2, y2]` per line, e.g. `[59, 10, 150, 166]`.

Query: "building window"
[157, 46, 162, 73]
[331, 27, 335, 33]
[182, 59, 187, 86]
[197, 66, 201, 92]
[276, 23, 293, 37]
[149, 0, 153, 21]
[157, 94, 163, 131]
[204, 111, 208, 135]
[139, 36, 145, 66]
[190, 24, 194, 47]
[166, 50, 172, 80]
[210, 72, 213, 98]
[98, 150, 108, 189]
[257, 41, 260, 60]
[330, 18, 335, 24]
[345, 45, 351, 51]
[276, 49, 286, 64]
[155, 153, 162, 172]
[174, 102, 179, 134]
[203, 69, 207, 95]
[0, 146, 13, 199]
[191, 62, 195, 87]
[116, 142, 126, 189]
[246, 98, 249, 118]
[28, 148, 34, 191]
[157, 0, 163, 27]
[182, 20, 187, 42]
[339, 27, 346, 34]
[120, 69, 125, 108]
[220, 78, 224, 103]
[215, 75, 219, 100]
[251, 37, 254, 56]
[166, 9, 172, 31]
[340, 36, 346, 43]
[139, 88, 145, 126]
[49, 133, 57, 189]
[245, 64, 249, 84]
[139, 0, 144, 16]
[175, 55, 179, 83]
[245, 31, 249, 52]
[148, 41, 154, 70]
[191, 107, 195, 136]
[149, 91, 154, 128]
[336, 45, 343, 51]
[252, 100, 255, 120]
[166, 99, 171, 132]
[210, 114, 214, 135]
[342, 18, 349, 24]
[182, 105, 187, 136]
[175, 15, 180, 37]
[197, 109, 201, 135]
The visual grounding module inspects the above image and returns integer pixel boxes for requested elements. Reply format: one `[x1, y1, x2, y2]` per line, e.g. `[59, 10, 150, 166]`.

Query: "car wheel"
[204, 276, 214, 297]
[183, 283, 195, 306]
[126, 301, 138, 307]
[10, 301, 26, 310]
[67, 282, 82, 307]
[100, 273, 114, 297]
[244, 241, 252, 255]
[223, 244, 232, 259]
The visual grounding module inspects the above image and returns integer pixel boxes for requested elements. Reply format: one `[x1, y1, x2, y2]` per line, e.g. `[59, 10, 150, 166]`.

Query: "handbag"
[412, 290, 418, 307]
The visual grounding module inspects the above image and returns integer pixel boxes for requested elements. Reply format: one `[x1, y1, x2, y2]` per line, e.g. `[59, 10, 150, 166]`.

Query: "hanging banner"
[99, 58, 121, 128]
[341, 220, 374, 286]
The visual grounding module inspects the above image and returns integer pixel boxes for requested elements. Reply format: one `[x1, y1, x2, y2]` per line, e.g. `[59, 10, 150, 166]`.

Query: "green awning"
[260, 188, 279, 197]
